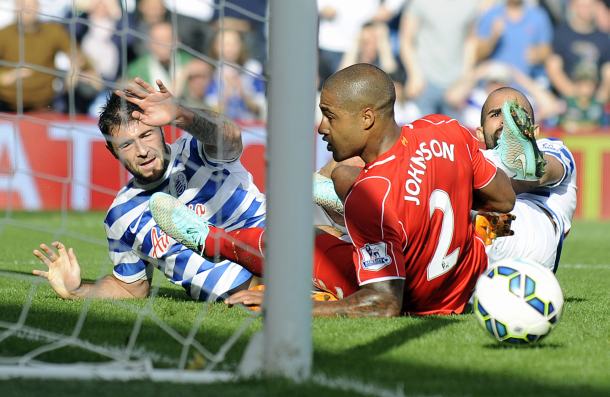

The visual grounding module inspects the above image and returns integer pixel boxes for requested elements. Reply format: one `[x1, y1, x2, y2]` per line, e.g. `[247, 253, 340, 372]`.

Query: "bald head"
[481, 86, 534, 126]
[322, 63, 396, 116]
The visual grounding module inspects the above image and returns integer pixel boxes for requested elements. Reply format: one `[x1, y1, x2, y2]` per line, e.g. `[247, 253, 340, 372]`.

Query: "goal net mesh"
[0, 0, 282, 383]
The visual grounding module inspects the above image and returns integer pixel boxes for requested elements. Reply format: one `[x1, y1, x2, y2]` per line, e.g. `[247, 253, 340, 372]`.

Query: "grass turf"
[0, 212, 608, 396]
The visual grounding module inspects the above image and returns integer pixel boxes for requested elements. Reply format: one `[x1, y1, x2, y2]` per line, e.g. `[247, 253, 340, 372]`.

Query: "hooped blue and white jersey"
[104, 135, 266, 301]
[519, 137, 577, 236]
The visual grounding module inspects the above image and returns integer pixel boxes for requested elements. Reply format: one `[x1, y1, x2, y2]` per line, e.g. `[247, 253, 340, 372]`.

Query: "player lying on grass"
[31, 78, 265, 300]
[476, 87, 576, 272]
[149, 64, 516, 317]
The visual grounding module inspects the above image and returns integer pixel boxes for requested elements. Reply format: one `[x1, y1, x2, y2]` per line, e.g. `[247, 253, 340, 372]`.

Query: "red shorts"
[312, 233, 359, 299]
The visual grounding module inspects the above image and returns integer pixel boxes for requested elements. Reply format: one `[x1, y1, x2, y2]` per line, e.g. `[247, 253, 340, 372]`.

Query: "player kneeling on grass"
[149, 64, 516, 317]
[32, 78, 265, 301]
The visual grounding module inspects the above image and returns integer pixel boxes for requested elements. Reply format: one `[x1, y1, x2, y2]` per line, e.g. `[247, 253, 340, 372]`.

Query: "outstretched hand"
[225, 288, 265, 311]
[115, 77, 178, 127]
[32, 241, 82, 299]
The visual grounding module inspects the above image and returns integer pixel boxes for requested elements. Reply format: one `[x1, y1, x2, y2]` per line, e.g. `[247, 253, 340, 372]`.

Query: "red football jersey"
[344, 115, 497, 315]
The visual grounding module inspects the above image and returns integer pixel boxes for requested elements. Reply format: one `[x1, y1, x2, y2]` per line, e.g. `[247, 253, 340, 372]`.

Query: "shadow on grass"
[0, 301, 608, 397]
[0, 299, 253, 367]
[483, 342, 563, 350]
[314, 317, 607, 397]
[343, 316, 457, 358]
[0, 268, 99, 284]
[565, 296, 587, 303]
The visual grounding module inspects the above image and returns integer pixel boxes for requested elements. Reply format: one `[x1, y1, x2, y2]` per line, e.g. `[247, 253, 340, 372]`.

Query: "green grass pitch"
[0, 212, 608, 397]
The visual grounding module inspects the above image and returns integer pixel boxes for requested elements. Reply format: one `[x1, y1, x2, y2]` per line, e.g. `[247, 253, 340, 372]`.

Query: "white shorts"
[486, 199, 562, 271]
[313, 204, 350, 240]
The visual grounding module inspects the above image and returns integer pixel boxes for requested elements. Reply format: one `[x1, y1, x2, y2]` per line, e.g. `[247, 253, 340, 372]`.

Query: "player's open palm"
[117, 77, 177, 127]
[33, 242, 82, 299]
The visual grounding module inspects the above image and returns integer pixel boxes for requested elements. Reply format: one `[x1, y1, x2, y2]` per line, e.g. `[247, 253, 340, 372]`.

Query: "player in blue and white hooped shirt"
[32, 78, 264, 300]
[478, 87, 577, 272]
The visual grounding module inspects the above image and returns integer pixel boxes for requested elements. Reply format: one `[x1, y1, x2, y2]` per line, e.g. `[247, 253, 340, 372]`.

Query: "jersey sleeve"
[344, 176, 406, 286]
[104, 214, 152, 283]
[108, 237, 152, 283]
[537, 138, 575, 188]
[462, 126, 497, 189]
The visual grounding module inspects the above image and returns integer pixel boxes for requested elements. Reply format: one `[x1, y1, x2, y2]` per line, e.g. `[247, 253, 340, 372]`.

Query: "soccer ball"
[473, 258, 564, 344]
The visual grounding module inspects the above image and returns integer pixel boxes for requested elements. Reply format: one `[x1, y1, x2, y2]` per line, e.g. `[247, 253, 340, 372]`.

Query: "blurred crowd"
[0, 0, 608, 133]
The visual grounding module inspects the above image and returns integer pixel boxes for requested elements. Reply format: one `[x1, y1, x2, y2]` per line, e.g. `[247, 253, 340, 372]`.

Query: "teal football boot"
[149, 192, 209, 253]
[494, 100, 546, 180]
[313, 172, 344, 214]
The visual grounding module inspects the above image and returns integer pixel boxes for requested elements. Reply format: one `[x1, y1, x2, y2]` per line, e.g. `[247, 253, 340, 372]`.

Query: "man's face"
[149, 24, 173, 63]
[571, 0, 596, 24]
[318, 88, 366, 162]
[478, 91, 535, 150]
[109, 121, 168, 184]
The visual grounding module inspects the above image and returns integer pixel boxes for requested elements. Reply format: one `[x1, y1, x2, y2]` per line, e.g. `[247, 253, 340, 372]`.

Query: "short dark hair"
[324, 63, 396, 116]
[480, 87, 535, 126]
[98, 92, 143, 152]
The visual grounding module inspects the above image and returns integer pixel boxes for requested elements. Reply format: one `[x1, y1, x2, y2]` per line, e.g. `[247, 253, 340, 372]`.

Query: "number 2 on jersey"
[427, 189, 460, 280]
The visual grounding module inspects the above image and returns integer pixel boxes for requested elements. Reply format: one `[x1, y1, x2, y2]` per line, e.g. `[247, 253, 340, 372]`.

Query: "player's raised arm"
[116, 77, 243, 161]
[510, 154, 565, 194]
[466, 123, 516, 213]
[32, 241, 149, 299]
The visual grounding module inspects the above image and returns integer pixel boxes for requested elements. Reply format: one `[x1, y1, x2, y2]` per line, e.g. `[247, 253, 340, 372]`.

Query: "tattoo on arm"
[187, 109, 220, 145]
[186, 109, 242, 160]
[313, 279, 404, 317]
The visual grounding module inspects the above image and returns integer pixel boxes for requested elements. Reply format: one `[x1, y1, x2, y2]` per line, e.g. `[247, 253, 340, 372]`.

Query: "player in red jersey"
[151, 63, 515, 316]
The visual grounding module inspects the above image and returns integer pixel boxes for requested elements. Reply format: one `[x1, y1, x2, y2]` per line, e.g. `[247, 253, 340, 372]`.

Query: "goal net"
[0, 0, 315, 382]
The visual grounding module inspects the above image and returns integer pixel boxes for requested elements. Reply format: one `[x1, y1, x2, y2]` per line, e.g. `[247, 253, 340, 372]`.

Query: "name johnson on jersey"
[404, 139, 455, 205]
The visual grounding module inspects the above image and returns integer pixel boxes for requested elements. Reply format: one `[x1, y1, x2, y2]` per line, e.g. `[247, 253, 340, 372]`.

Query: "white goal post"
[261, 0, 316, 380]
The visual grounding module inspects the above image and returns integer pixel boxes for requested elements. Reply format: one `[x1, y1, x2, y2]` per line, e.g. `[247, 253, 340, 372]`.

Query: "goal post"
[262, 0, 317, 380]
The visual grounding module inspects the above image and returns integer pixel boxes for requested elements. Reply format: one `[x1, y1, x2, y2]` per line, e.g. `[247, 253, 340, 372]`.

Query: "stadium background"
[0, 1, 609, 394]
[0, 0, 608, 219]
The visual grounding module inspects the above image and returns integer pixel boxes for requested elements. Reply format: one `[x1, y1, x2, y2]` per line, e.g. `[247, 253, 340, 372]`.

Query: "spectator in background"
[546, 0, 609, 127]
[317, 0, 380, 83]
[205, 29, 266, 121]
[66, 0, 125, 114]
[475, 0, 553, 83]
[339, 22, 398, 77]
[399, 0, 482, 119]
[593, 0, 609, 32]
[212, 0, 267, 67]
[445, 61, 562, 129]
[164, 0, 215, 55]
[72, 0, 123, 82]
[559, 62, 609, 132]
[538, 0, 569, 27]
[369, 0, 408, 56]
[127, 21, 193, 94]
[175, 59, 215, 109]
[0, 0, 95, 112]
[131, 0, 169, 58]
[338, 19, 416, 126]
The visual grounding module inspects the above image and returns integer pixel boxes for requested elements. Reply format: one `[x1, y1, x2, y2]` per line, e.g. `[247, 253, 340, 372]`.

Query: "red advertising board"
[0, 113, 266, 211]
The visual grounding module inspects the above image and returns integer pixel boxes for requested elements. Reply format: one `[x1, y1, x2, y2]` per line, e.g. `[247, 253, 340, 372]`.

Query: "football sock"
[204, 226, 265, 276]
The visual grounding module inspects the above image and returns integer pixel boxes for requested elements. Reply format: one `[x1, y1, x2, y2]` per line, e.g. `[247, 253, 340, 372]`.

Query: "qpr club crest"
[170, 172, 188, 197]
[359, 242, 392, 271]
